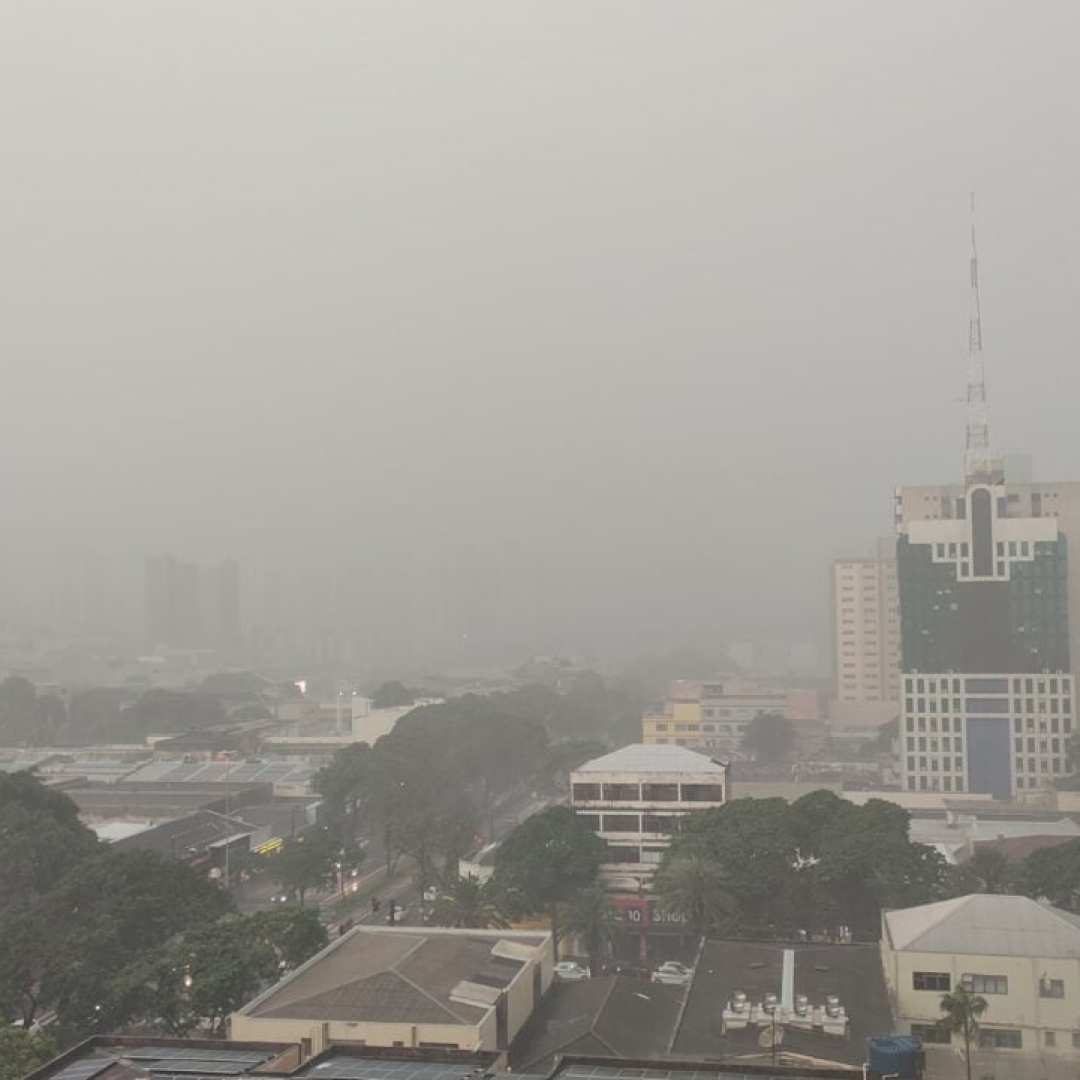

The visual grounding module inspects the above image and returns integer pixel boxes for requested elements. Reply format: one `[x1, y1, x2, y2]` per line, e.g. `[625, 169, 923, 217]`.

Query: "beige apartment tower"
[832, 537, 902, 704]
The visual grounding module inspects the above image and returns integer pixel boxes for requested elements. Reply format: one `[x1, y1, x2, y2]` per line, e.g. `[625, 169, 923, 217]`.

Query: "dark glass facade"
[897, 537, 1070, 674]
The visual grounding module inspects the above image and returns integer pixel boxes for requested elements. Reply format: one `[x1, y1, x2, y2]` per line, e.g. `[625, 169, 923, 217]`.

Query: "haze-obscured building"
[831, 538, 902, 705]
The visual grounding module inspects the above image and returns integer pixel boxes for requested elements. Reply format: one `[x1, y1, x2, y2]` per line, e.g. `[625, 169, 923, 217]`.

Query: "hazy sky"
[2, 2, 1079, 657]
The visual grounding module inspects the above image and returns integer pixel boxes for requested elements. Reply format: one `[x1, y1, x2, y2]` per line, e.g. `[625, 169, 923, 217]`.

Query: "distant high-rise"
[145, 554, 240, 650]
[895, 210, 1076, 797]
[831, 537, 902, 704]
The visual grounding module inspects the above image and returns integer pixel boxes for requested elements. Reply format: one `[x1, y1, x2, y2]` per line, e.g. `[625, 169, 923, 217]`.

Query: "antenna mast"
[964, 193, 1000, 483]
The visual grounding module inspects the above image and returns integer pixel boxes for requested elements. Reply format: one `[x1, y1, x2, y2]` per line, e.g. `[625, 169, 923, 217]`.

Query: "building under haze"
[831, 538, 902, 705]
[895, 220, 1077, 797]
[145, 553, 241, 650]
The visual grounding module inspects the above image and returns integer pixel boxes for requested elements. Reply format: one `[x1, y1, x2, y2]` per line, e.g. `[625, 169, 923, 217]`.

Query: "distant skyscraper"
[895, 210, 1076, 796]
[145, 554, 240, 650]
[832, 538, 902, 704]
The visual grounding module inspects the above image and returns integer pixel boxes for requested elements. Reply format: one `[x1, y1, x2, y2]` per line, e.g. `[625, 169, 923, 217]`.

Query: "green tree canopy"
[371, 680, 416, 708]
[1020, 837, 1080, 911]
[0, 1027, 57, 1080]
[654, 854, 736, 938]
[493, 806, 606, 941]
[741, 712, 796, 762]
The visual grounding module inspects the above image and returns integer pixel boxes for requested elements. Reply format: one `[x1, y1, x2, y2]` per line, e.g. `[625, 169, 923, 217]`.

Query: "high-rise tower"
[894, 210, 1076, 797]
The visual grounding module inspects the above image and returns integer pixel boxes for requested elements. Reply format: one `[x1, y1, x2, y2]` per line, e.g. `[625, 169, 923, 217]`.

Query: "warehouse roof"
[573, 744, 726, 775]
[883, 893, 1080, 958]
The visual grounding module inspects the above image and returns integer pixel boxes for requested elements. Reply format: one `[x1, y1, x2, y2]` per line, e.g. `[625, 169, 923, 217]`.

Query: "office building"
[570, 744, 728, 892]
[895, 219, 1077, 796]
[831, 538, 902, 704]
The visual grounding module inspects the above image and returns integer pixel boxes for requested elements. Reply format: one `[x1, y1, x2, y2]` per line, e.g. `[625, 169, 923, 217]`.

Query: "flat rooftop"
[672, 942, 892, 1068]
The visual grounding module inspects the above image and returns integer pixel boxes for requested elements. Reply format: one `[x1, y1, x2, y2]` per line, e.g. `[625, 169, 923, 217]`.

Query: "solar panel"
[47, 1061, 114, 1080]
[298, 1060, 490, 1080]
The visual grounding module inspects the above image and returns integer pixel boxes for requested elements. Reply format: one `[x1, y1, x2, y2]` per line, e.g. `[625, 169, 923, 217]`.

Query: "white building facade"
[570, 744, 728, 893]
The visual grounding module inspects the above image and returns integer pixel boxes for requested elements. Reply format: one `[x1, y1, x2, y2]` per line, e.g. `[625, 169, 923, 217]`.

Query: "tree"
[654, 854, 735, 938]
[939, 985, 987, 1080]
[1020, 838, 1080, 911]
[314, 742, 372, 840]
[741, 712, 795, 762]
[948, 846, 1012, 896]
[372, 680, 416, 709]
[493, 806, 606, 944]
[272, 834, 338, 904]
[0, 1028, 57, 1080]
[561, 885, 616, 971]
[433, 875, 509, 929]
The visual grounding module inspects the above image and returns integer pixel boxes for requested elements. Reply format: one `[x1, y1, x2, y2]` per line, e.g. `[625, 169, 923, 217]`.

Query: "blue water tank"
[867, 1035, 922, 1079]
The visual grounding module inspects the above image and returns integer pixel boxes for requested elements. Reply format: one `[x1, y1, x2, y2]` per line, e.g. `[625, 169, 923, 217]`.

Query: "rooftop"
[672, 942, 892, 1068]
[883, 893, 1080, 958]
[573, 744, 727, 776]
[25, 1037, 294, 1080]
[554, 1056, 860, 1080]
[509, 975, 685, 1072]
[238, 926, 550, 1027]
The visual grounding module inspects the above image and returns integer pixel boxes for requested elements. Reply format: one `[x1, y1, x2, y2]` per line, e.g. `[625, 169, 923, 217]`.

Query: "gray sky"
[2, 2, 1079, 661]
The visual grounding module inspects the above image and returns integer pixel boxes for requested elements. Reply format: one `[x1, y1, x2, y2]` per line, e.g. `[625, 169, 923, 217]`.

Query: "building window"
[910, 1023, 951, 1045]
[964, 974, 1008, 995]
[913, 971, 951, 992]
[1045, 1031, 1056, 1048]
[1072, 1031, 1080, 1049]
[572, 783, 601, 801]
[1040, 978, 1065, 999]
[978, 1028, 1022, 1050]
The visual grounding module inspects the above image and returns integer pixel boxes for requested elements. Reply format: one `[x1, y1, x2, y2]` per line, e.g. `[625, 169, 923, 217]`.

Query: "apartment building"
[832, 538, 901, 704]
[570, 744, 729, 893]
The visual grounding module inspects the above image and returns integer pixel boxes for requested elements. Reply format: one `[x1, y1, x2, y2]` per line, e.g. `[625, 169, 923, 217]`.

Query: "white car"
[652, 961, 694, 985]
[554, 961, 591, 982]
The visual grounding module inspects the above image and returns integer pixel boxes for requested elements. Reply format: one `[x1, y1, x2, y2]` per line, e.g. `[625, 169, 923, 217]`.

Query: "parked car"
[554, 961, 591, 982]
[652, 961, 694, 985]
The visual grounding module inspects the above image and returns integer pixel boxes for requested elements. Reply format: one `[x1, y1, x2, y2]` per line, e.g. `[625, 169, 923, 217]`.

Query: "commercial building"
[229, 926, 553, 1057]
[642, 682, 824, 757]
[881, 893, 1080, 1079]
[831, 538, 902, 704]
[570, 744, 728, 892]
[144, 553, 241, 650]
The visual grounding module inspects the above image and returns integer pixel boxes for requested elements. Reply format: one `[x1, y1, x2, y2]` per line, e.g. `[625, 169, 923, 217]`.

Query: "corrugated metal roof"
[573, 743, 726, 775]
[884, 893, 1080, 958]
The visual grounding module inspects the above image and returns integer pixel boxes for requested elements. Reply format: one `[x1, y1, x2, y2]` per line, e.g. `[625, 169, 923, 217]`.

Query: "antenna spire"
[964, 193, 999, 483]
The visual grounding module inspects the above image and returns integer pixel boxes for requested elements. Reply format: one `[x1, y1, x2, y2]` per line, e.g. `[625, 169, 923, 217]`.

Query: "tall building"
[145, 554, 241, 650]
[831, 538, 902, 704]
[896, 213, 1076, 796]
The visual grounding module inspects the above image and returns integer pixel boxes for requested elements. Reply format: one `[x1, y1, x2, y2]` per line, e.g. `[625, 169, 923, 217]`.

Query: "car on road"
[554, 961, 591, 982]
[651, 961, 694, 985]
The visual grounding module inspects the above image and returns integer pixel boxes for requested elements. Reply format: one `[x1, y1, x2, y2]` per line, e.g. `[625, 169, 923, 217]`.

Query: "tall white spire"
[964, 193, 1001, 483]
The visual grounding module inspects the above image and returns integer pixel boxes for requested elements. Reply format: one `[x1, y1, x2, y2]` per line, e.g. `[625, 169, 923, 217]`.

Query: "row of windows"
[903, 676, 1072, 695]
[913, 972, 1011, 994]
[906, 698, 1072, 716]
[907, 756, 964, 775]
[907, 736, 963, 753]
[905, 755, 1067, 777]
[906, 712, 1073, 734]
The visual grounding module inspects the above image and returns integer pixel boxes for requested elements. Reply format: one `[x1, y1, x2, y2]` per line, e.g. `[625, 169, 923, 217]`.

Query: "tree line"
[0, 772, 327, 1061]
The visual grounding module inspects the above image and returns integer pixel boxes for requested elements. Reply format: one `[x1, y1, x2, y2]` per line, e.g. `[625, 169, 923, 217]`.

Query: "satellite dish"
[759, 1024, 785, 1048]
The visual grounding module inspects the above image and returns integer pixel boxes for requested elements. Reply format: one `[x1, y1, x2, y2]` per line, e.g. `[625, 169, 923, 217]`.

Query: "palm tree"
[432, 875, 509, 929]
[939, 984, 988, 1080]
[561, 885, 616, 973]
[653, 854, 734, 939]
